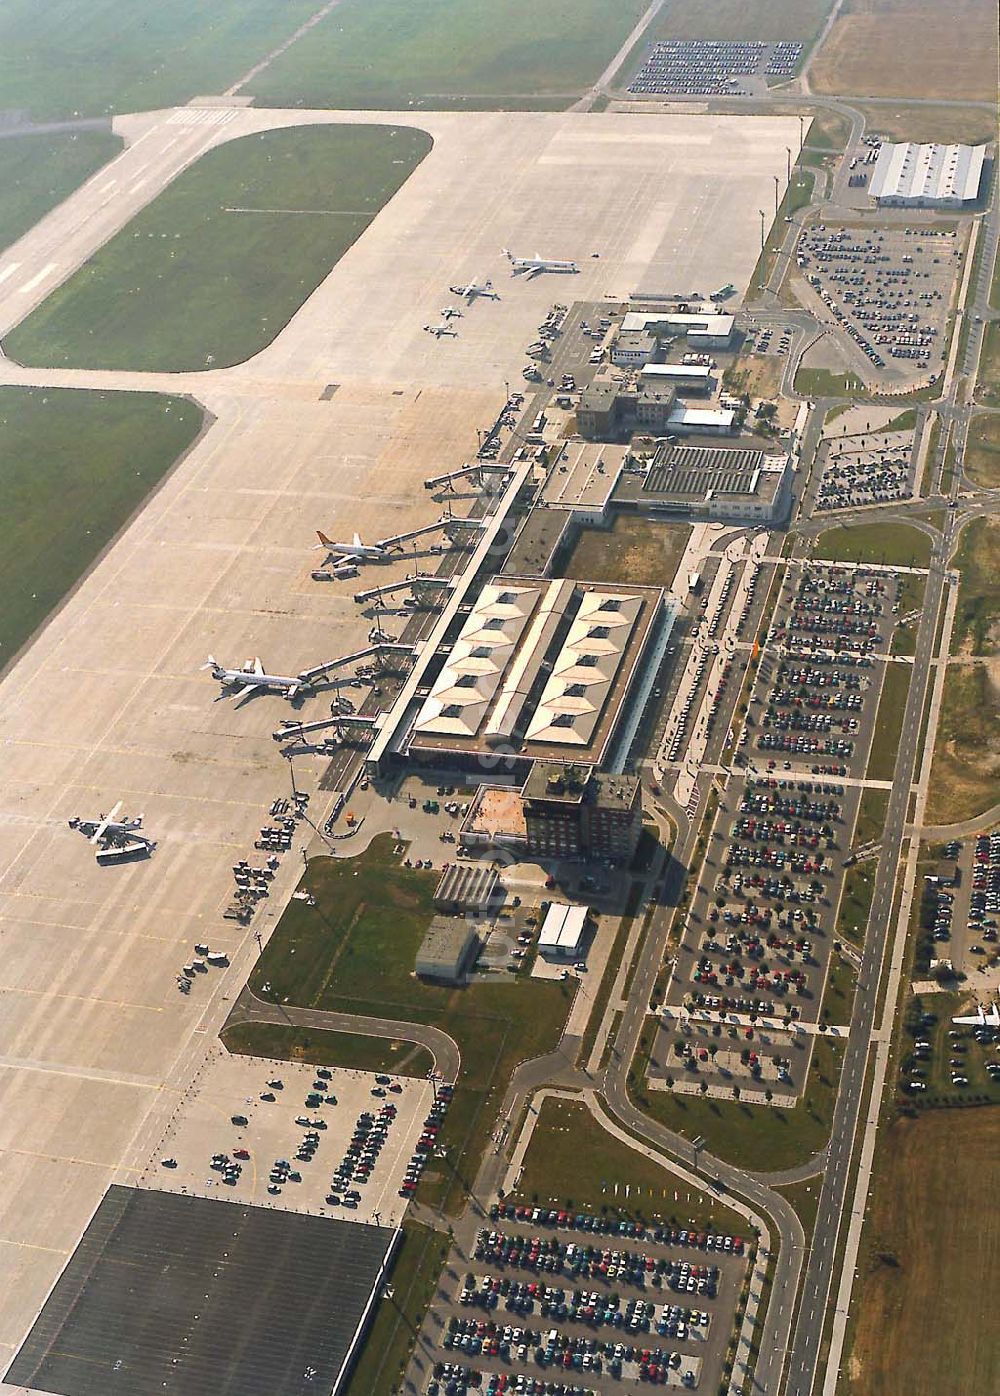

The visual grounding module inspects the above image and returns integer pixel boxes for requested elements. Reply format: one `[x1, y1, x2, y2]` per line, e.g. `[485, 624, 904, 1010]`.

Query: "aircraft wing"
[90, 801, 122, 844]
[232, 683, 259, 705]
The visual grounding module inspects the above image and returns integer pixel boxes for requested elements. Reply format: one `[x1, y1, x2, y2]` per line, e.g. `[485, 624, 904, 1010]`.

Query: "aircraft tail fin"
[316, 530, 335, 547]
[352, 531, 363, 548]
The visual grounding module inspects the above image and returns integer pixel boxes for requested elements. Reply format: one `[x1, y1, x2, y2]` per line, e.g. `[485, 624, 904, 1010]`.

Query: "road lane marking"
[18, 262, 58, 294]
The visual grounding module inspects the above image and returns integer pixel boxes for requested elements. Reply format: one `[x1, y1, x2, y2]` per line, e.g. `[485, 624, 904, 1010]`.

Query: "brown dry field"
[810, 0, 998, 102]
[964, 414, 1000, 488]
[562, 515, 691, 588]
[854, 102, 998, 145]
[926, 662, 1000, 824]
[844, 1108, 1000, 1396]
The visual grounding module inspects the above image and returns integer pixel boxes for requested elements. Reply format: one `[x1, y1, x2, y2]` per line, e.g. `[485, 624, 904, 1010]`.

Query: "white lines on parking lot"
[18, 262, 58, 295]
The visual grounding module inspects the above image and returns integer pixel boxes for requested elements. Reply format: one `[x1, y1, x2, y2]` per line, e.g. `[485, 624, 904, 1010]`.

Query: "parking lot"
[144, 1047, 436, 1226]
[795, 223, 962, 383]
[652, 560, 910, 1100]
[813, 412, 917, 511]
[422, 1209, 749, 1394]
[628, 40, 803, 97]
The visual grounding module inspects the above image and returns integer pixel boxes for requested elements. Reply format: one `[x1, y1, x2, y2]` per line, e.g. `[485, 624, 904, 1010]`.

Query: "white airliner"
[952, 1000, 1000, 1028]
[502, 248, 580, 277]
[448, 276, 498, 303]
[203, 656, 314, 704]
[69, 802, 156, 857]
[315, 530, 390, 564]
[424, 320, 458, 338]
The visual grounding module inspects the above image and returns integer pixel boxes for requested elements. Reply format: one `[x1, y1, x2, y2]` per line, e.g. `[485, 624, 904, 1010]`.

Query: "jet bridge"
[424, 462, 510, 491]
[353, 573, 453, 605]
[298, 643, 414, 683]
[273, 713, 378, 745]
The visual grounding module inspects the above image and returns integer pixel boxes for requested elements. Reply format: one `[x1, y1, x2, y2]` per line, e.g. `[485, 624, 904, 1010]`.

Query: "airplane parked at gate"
[203, 656, 314, 704]
[448, 276, 498, 303]
[315, 531, 391, 564]
[69, 802, 156, 859]
[502, 248, 579, 277]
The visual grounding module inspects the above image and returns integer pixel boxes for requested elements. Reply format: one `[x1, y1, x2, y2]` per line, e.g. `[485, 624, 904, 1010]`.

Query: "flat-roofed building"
[538, 902, 589, 959]
[610, 328, 658, 366]
[614, 441, 793, 523]
[667, 404, 736, 435]
[521, 762, 642, 864]
[415, 917, 481, 983]
[870, 142, 986, 207]
[434, 863, 501, 913]
[640, 362, 713, 395]
[621, 308, 735, 349]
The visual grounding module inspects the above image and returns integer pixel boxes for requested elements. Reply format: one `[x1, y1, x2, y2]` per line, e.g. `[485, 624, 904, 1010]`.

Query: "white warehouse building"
[869, 142, 986, 208]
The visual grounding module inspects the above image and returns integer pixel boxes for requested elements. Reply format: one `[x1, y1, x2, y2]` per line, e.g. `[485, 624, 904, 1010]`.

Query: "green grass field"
[246, 0, 650, 109]
[0, 386, 202, 669]
[793, 366, 865, 397]
[0, 1, 322, 120]
[632, 1038, 845, 1173]
[0, 130, 122, 253]
[250, 837, 573, 1214]
[221, 1021, 434, 1079]
[812, 522, 932, 569]
[650, 0, 833, 48]
[837, 863, 876, 947]
[513, 1097, 748, 1235]
[5, 125, 431, 372]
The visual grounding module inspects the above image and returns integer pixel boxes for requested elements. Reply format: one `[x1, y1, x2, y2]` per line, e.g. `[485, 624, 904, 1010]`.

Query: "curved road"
[226, 986, 462, 1082]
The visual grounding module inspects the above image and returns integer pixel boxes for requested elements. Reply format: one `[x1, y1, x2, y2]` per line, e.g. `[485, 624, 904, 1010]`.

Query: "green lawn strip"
[750, 169, 816, 294]
[511, 1096, 749, 1236]
[854, 788, 889, 846]
[343, 1220, 450, 1396]
[963, 413, 1000, 488]
[811, 522, 932, 569]
[883, 408, 916, 433]
[771, 1176, 821, 1246]
[221, 1021, 434, 1078]
[793, 367, 865, 398]
[246, 0, 650, 109]
[820, 950, 857, 1029]
[577, 914, 635, 1068]
[630, 1037, 845, 1174]
[0, 385, 202, 669]
[952, 515, 1000, 655]
[0, 130, 123, 253]
[0, 0, 322, 121]
[919, 414, 941, 495]
[977, 320, 1000, 405]
[836, 863, 876, 948]
[5, 125, 432, 372]
[890, 569, 925, 657]
[250, 836, 573, 1214]
[866, 662, 912, 783]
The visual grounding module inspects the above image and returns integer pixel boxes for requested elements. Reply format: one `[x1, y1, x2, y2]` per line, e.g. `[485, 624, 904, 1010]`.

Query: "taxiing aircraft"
[440, 306, 463, 319]
[502, 248, 579, 278]
[424, 321, 458, 338]
[203, 656, 314, 704]
[448, 276, 498, 303]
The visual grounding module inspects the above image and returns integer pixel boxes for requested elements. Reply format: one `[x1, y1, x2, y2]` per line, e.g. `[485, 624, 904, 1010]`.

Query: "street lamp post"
[786, 146, 792, 183]
[759, 209, 766, 252]
[773, 174, 780, 217]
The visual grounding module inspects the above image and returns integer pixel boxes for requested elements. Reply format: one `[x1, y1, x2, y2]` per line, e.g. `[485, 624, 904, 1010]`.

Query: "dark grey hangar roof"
[6, 1186, 397, 1396]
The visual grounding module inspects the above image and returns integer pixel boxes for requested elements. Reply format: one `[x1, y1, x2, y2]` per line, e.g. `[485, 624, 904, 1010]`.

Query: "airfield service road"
[0, 102, 798, 1377]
